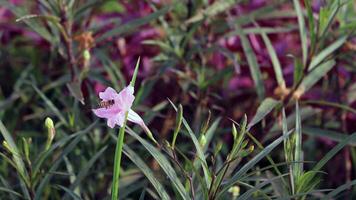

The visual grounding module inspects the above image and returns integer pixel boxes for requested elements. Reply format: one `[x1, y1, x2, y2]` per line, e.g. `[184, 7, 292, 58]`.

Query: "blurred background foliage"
[0, 0, 355, 199]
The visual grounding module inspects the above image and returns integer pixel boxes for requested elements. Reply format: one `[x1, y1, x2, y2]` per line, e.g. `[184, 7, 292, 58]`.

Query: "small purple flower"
[93, 86, 145, 129]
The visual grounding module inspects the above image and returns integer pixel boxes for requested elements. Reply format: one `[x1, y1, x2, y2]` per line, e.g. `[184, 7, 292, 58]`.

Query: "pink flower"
[92, 86, 145, 129]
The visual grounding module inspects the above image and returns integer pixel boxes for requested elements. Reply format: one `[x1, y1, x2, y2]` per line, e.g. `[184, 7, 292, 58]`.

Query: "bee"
[98, 99, 115, 109]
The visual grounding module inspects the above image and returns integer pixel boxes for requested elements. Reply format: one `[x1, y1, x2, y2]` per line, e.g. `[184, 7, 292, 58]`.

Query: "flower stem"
[111, 112, 129, 200]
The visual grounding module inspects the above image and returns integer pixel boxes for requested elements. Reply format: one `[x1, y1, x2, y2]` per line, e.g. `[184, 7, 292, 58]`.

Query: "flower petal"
[128, 109, 144, 126]
[99, 87, 119, 101]
[92, 108, 117, 118]
[115, 86, 135, 111]
[107, 112, 125, 128]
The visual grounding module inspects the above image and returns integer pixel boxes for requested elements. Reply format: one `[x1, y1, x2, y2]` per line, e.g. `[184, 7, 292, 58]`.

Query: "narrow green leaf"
[0, 187, 24, 198]
[57, 185, 82, 200]
[303, 127, 356, 147]
[248, 98, 280, 130]
[64, 146, 108, 200]
[238, 174, 289, 200]
[125, 127, 190, 200]
[219, 130, 293, 197]
[294, 101, 303, 179]
[130, 57, 141, 87]
[97, 6, 170, 42]
[168, 100, 211, 187]
[313, 132, 356, 172]
[0, 1, 53, 41]
[0, 120, 28, 179]
[323, 179, 356, 199]
[260, 31, 285, 88]
[33, 121, 98, 180]
[123, 145, 170, 200]
[293, 57, 303, 88]
[237, 24, 265, 100]
[172, 104, 183, 149]
[293, 0, 308, 65]
[305, 0, 316, 51]
[186, 0, 237, 24]
[298, 60, 336, 94]
[308, 36, 347, 71]
[30, 83, 68, 126]
[66, 81, 84, 105]
[34, 123, 96, 199]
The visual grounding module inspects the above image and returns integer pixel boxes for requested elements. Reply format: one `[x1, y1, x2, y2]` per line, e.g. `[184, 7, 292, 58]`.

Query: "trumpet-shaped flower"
[93, 86, 145, 129]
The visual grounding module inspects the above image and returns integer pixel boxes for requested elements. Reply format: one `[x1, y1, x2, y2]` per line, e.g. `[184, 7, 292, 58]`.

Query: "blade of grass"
[0, 187, 24, 198]
[236, 24, 265, 100]
[238, 174, 289, 200]
[57, 185, 82, 200]
[123, 145, 170, 200]
[323, 179, 356, 199]
[293, 0, 308, 66]
[303, 127, 356, 147]
[34, 123, 96, 199]
[293, 101, 303, 180]
[308, 36, 347, 71]
[260, 30, 286, 88]
[125, 127, 190, 200]
[97, 6, 170, 42]
[168, 100, 211, 187]
[297, 60, 336, 94]
[32, 121, 98, 180]
[247, 98, 280, 130]
[218, 130, 293, 198]
[111, 57, 140, 200]
[313, 132, 356, 172]
[63, 146, 108, 200]
[30, 82, 68, 126]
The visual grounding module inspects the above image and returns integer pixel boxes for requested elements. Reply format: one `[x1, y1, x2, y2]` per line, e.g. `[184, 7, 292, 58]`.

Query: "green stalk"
[111, 57, 140, 200]
[111, 112, 129, 200]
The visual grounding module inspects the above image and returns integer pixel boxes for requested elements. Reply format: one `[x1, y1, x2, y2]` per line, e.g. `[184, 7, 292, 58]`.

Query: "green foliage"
[0, 0, 355, 199]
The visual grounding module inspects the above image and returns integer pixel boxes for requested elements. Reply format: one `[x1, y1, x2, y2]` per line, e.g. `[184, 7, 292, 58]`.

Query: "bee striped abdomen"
[98, 99, 115, 109]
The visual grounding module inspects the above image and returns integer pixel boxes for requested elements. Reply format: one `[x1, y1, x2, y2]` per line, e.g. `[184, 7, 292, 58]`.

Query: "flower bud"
[228, 186, 240, 197]
[199, 134, 207, 147]
[83, 49, 91, 61]
[45, 117, 55, 150]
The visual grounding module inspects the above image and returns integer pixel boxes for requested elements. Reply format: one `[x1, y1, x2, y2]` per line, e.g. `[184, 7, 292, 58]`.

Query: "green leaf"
[57, 185, 82, 200]
[293, 0, 308, 65]
[218, 130, 293, 198]
[303, 127, 356, 147]
[297, 60, 336, 94]
[123, 145, 170, 200]
[0, 1, 53, 41]
[64, 146, 108, 200]
[293, 101, 303, 178]
[0, 120, 28, 181]
[293, 57, 304, 87]
[324, 179, 356, 199]
[305, 0, 316, 51]
[125, 127, 190, 200]
[130, 57, 141, 87]
[236, 24, 265, 100]
[66, 81, 84, 105]
[97, 6, 170, 42]
[260, 31, 285, 88]
[238, 173, 289, 200]
[186, 0, 237, 24]
[0, 187, 24, 198]
[168, 100, 211, 187]
[308, 36, 347, 71]
[30, 82, 68, 126]
[248, 98, 280, 130]
[34, 123, 97, 199]
[313, 132, 356, 172]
